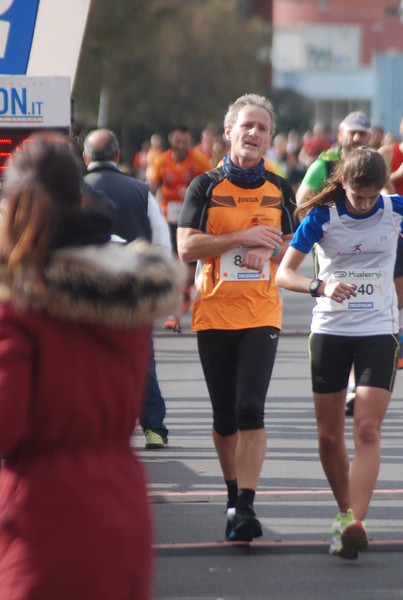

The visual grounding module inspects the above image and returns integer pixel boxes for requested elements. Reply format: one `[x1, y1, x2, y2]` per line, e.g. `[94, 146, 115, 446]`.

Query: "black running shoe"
[345, 385, 355, 417]
[225, 505, 262, 542]
[345, 395, 355, 417]
[225, 507, 236, 539]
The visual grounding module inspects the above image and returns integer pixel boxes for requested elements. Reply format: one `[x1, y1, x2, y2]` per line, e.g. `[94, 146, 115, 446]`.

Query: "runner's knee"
[213, 415, 237, 437]
[236, 399, 264, 430]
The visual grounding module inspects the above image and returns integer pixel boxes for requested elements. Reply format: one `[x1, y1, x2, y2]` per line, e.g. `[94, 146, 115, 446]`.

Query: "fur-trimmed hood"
[0, 241, 185, 328]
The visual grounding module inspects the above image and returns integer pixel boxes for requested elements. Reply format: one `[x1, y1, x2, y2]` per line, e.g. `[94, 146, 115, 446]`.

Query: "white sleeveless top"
[312, 195, 400, 336]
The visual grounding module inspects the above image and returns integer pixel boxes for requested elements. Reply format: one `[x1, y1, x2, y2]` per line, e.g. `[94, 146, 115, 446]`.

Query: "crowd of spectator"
[131, 122, 399, 197]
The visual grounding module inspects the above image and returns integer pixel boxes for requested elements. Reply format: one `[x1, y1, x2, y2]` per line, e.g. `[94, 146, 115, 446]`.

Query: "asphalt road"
[132, 257, 403, 599]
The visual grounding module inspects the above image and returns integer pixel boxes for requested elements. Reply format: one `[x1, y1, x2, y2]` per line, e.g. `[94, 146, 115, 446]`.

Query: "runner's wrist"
[309, 278, 324, 297]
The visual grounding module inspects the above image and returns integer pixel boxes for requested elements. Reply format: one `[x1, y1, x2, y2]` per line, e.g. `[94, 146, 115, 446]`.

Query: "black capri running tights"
[197, 327, 279, 436]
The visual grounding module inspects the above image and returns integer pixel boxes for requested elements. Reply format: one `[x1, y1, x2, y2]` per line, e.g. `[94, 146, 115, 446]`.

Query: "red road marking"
[155, 538, 403, 549]
[148, 488, 403, 498]
[154, 538, 403, 555]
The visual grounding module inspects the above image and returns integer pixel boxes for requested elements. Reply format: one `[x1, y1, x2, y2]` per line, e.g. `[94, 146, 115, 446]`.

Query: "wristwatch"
[309, 278, 323, 297]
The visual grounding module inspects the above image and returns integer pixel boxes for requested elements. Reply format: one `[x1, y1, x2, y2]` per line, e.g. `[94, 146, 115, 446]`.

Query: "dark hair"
[169, 125, 191, 135]
[296, 146, 388, 220]
[0, 134, 83, 271]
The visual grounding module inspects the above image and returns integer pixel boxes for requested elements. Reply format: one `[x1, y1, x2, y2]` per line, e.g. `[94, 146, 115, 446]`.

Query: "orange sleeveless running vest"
[192, 176, 283, 331]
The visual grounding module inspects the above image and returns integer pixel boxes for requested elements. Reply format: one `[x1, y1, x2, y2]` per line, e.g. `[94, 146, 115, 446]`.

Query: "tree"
[271, 88, 313, 134]
[73, 0, 271, 159]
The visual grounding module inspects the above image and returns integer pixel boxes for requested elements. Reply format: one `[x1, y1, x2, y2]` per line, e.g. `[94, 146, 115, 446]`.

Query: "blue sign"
[0, 0, 40, 75]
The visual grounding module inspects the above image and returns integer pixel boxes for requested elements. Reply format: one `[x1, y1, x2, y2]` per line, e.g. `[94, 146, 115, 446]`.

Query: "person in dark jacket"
[83, 128, 172, 449]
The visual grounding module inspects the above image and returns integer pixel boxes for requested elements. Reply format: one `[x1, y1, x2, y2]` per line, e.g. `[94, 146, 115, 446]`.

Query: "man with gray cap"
[295, 111, 371, 417]
[296, 111, 371, 206]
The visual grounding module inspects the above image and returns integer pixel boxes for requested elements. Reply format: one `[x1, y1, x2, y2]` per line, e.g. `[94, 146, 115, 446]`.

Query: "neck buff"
[222, 153, 266, 186]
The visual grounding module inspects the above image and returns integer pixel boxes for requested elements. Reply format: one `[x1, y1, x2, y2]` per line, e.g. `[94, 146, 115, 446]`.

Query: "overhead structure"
[0, 0, 92, 180]
[0, 0, 91, 88]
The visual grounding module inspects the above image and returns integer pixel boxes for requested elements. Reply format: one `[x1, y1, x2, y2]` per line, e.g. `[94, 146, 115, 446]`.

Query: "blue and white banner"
[0, 0, 91, 87]
[0, 0, 39, 74]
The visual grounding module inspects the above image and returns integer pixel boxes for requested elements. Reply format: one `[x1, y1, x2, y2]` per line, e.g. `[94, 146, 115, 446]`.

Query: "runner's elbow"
[177, 240, 194, 263]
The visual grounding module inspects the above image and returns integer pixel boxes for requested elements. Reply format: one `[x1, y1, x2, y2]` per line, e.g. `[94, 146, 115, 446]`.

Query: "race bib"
[220, 246, 270, 282]
[323, 268, 383, 311]
[166, 201, 182, 224]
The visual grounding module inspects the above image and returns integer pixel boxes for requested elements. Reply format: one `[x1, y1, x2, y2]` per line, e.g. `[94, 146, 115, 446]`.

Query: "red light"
[21, 137, 35, 150]
[0, 132, 31, 172]
[0, 129, 70, 178]
[0, 138, 13, 170]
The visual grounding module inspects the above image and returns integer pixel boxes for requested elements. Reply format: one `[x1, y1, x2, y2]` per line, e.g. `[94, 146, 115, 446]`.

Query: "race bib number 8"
[220, 246, 270, 282]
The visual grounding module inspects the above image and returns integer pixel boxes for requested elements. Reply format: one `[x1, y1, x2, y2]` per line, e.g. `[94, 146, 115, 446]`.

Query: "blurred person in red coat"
[0, 135, 183, 600]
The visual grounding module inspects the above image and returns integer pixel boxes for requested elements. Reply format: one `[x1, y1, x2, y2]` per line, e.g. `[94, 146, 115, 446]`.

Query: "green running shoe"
[330, 508, 368, 559]
[144, 429, 168, 449]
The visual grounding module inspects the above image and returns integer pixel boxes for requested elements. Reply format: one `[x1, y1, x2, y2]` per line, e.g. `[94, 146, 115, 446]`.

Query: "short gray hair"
[83, 129, 119, 162]
[223, 93, 276, 135]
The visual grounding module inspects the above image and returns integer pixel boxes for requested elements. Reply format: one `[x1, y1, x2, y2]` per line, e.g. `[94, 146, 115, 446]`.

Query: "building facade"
[270, 0, 403, 134]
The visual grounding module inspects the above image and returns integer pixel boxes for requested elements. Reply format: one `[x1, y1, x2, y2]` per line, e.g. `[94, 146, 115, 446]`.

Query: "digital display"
[0, 128, 70, 178]
[0, 129, 36, 173]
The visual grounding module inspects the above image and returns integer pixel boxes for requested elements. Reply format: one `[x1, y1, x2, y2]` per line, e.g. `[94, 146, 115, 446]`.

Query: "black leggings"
[197, 327, 279, 436]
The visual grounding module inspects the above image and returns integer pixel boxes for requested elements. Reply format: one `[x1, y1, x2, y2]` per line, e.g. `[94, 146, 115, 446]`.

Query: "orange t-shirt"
[192, 177, 283, 331]
[145, 147, 163, 181]
[151, 148, 211, 223]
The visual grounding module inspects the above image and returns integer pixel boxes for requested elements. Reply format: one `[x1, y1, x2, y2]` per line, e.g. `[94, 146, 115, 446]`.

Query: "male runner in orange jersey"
[149, 125, 211, 331]
[177, 94, 296, 541]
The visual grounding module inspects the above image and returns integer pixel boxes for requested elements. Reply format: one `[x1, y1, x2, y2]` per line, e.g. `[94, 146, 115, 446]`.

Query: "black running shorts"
[309, 333, 399, 394]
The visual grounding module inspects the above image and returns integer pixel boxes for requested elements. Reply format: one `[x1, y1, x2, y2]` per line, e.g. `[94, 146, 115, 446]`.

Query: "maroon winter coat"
[0, 242, 182, 600]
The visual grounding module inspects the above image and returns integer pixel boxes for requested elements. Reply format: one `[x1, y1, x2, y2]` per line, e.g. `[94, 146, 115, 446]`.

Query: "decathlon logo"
[0, 0, 40, 74]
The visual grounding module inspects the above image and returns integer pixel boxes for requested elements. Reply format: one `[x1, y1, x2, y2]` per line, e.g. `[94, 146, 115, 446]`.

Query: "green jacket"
[301, 147, 342, 191]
